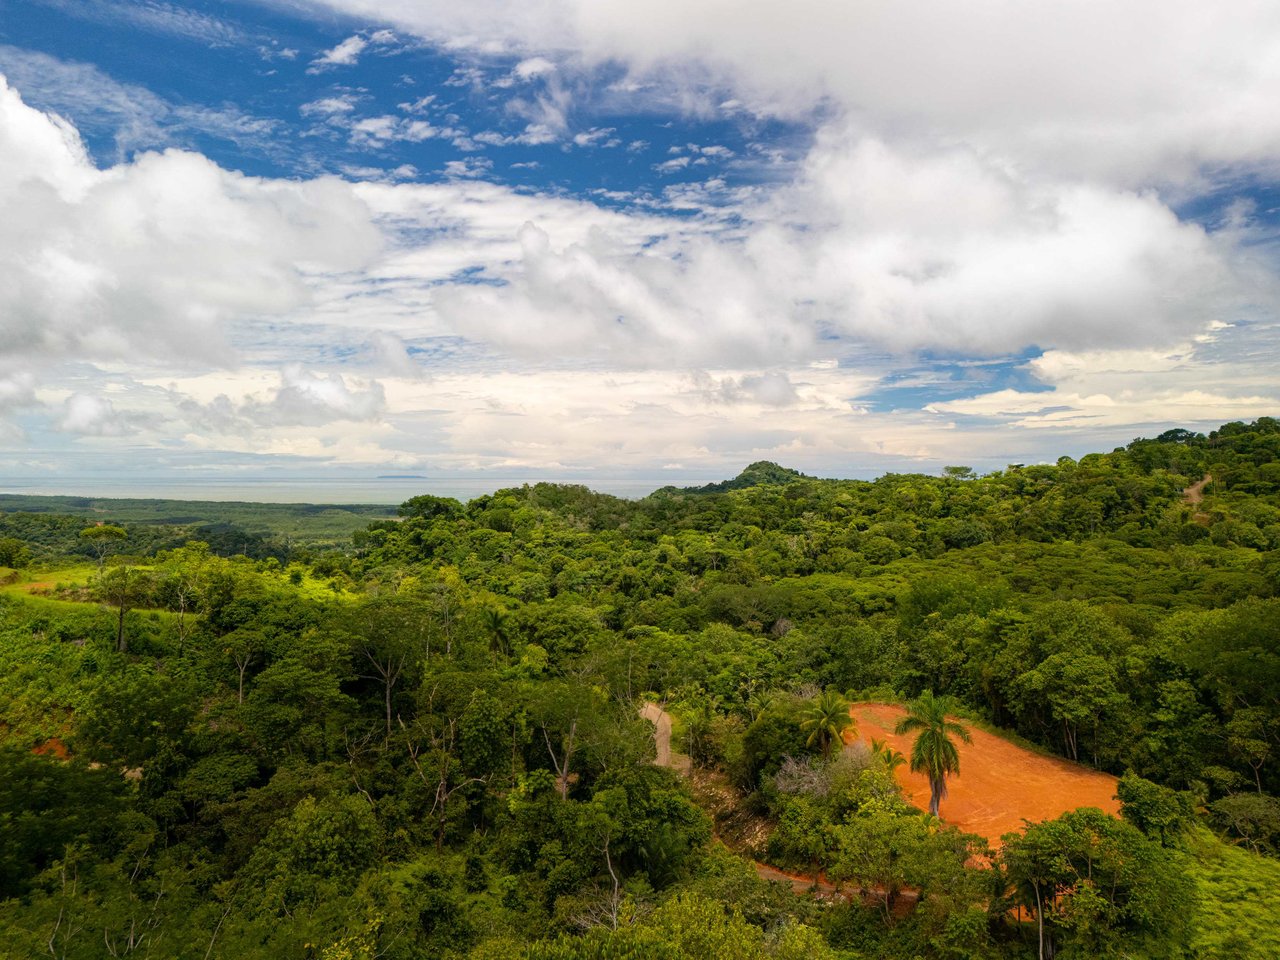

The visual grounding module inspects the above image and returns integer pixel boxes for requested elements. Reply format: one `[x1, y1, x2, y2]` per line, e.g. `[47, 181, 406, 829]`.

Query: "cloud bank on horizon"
[0, 0, 1278, 490]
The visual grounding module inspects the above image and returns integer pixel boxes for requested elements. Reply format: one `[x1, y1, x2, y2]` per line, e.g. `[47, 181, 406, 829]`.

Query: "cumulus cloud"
[6, 3, 1280, 476]
[432, 220, 809, 367]
[689, 370, 801, 407]
[426, 136, 1254, 367]
[302, 0, 1280, 188]
[174, 365, 386, 431]
[368, 332, 423, 378]
[308, 29, 401, 73]
[0, 74, 381, 369]
[281, 0, 1273, 375]
[257, 364, 386, 425]
[765, 133, 1254, 354]
[57, 393, 136, 436]
[513, 57, 556, 81]
[0, 373, 38, 433]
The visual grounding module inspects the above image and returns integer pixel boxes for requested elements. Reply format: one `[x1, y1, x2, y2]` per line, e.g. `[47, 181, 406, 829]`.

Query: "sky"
[1, 0, 1279, 499]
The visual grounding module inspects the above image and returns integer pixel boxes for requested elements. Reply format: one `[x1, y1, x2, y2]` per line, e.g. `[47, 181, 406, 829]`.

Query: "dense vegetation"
[0, 494, 397, 561]
[1, 418, 1278, 958]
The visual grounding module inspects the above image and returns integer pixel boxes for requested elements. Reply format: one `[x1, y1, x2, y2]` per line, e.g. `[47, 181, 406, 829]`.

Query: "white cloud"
[440, 157, 494, 179]
[341, 113, 466, 148]
[339, 163, 418, 182]
[301, 0, 1280, 188]
[0, 373, 38, 436]
[310, 34, 368, 71]
[397, 94, 436, 113]
[0, 74, 380, 376]
[653, 156, 690, 173]
[5, 5, 1280, 479]
[169, 365, 386, 432]
[300, 94, 361, 116]
[368, 332, 423, 378]
[57, 393, 134, 436]
[256, 364, 386, 425]
[572, 126, 618, 148]
[0, 46, 279, 160]
[36, 0, 245, 47]
[307, 28, 404, 73]
[415, 134, 1254, 368]
[514, 56, 557, 81]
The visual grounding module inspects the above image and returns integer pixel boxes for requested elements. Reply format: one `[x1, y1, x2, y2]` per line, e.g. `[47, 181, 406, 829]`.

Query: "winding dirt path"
[1183, 474, 1212, 505]
[641, 702, 844, 898]
[1183, 474, 1213, 524]
[640, 702, 691, 777]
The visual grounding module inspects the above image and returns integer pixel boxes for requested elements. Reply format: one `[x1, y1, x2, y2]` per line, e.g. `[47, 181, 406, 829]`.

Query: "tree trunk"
[385, 679, 393, 738]
[115, 575, 129, 654]
[1034, 881, 1045, 960]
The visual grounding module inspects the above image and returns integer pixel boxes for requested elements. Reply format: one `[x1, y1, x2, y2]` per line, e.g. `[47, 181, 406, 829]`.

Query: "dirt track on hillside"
[1184, 474, 1212, 504]
[640, 702, 691, 776]
[852, 703, 1120, 846]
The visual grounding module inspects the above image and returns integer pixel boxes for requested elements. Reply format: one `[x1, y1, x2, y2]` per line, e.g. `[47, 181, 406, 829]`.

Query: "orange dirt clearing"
[33, 737, 70, 760]
[851, 703, 1120, 847]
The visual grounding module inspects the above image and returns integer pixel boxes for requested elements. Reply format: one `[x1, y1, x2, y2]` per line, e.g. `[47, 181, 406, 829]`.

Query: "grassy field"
[1188, 828, 1280, 958]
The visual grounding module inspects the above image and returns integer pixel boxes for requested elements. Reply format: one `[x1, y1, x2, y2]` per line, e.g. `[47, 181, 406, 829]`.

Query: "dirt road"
[1184, 474, 1212, 504]
[640, 701, 692, 777]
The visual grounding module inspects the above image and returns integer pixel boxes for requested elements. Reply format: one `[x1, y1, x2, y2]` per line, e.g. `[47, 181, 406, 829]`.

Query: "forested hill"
[1, 418, 1279, 959]
[369, 416, 1280, 566]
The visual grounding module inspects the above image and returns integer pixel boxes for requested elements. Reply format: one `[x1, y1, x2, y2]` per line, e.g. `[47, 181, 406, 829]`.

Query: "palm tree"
[894, 690, 972, 818]
[481, 607, 510, 659]
[801, 689, 855, 760]
[870, 738, 907, 774]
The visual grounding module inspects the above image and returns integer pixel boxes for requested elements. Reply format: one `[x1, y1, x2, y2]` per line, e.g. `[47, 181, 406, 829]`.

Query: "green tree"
[0, 536, 31, 568]
[800, 689, 853, 760]
[237, 793, 381, 918]
[340, 594, 429, 737]
[830, 809, 986, 924]
[1000, 807, 1194, 960]
[97, 557, 146, 654]
[481, 606, 511, 659]
[895, 690, 971, 818]
[1116, 772, 1195, 846]
[80, 524, 127, 574]
[870, 738, 906, 773]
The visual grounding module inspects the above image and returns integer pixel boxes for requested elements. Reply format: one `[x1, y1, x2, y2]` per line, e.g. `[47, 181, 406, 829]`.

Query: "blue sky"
[1, 0, 1278, 497]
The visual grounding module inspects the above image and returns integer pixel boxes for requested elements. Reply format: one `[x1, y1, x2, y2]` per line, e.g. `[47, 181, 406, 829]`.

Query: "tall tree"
[342, 594, 428, 738]
[895, 690, 971, 818]
[80, 524, 126, 574]
[800, 689, 854, 760]
[480, 606, 510, 659]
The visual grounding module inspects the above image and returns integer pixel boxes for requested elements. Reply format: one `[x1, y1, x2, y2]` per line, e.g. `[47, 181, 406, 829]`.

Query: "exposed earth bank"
[851, 702, 1121, 846]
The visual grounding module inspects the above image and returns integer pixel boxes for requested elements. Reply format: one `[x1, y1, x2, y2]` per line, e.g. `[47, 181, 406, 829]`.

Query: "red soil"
[851, 703, 1120, 847]
[33, 736, 70, 760]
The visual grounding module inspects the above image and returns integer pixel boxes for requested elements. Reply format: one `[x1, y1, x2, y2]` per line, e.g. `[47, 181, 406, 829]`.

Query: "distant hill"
[679, 461, 812, 494]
